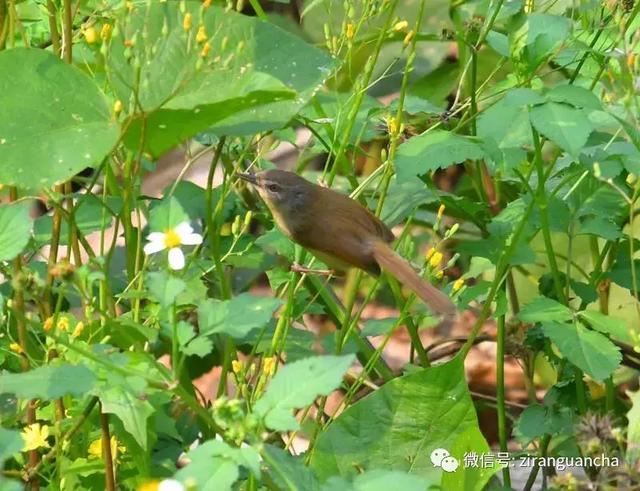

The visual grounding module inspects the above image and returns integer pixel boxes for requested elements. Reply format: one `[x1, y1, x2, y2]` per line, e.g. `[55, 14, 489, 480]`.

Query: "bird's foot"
[291, 263, 335, 276]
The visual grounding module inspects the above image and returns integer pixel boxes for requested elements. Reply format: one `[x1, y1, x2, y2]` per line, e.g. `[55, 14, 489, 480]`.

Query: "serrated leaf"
[541, 321, 621, 381]
[100, 383, 155, 450]
[578, 310, 631, 343]
[514, 404, 573, 444]
[529, 102, 592, 156]
[0, 364, 96, 399]
[146, 271, 186, 308]
[0, 428, 23, 462]
[0, 202, 32, 261]
[518, 297, 573, 323]
[254, 355, 355, 431]
[546, 85, 602, 111]
[263, 445, 320, 491]
[148, 197, 190, 231]
[395, 130, 485, 182]
[0, 48, 118, 189]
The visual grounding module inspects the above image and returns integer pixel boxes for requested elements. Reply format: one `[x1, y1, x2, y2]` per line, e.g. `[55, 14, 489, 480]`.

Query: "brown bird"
[236, 169, 456, 318]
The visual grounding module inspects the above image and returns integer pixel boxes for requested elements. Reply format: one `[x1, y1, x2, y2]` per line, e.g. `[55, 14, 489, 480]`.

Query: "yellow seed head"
[387, 116, 399, 136]
[196, 25, 207, 43]
[72, 322, 85, 338]
[231, 359, 243, 374]
[57, 317, 70, 332]
[200, 42, 211, 57]
[183, 12, 193, 31]
[345, 23, 355, 40]
[393, 20, 409, 32]
[100, 24, 112, 41]
[43, 317, 54, 332]
[262, 356, 276, 375]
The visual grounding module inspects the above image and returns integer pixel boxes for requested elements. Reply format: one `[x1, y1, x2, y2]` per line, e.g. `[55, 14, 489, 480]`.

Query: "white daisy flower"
[143, 222, 203, 270]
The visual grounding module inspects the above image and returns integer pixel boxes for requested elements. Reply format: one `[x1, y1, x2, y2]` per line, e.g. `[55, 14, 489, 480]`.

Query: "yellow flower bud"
[231, 359, 243, 374]
[437, 204, 445, 219]
[425, 247, 435, 261]
[83, 26, 98, 44]
[403, 30, 415, 47]
[387, 116, 399, 136]
[392, 20, 409, 32]
[100, 24, 112, 41]
[429, 251, 443, 269]
[435, 270, 444, 279]
[262, 356, 276, 375]
[113, 100, 123, 114]
[203, 0, 212, 7]
[9, 342, 23, 354]
[345, 23, 355, 40]
[57, 317, 70, 332]
[200, 42, 211, 57]
[43, 317, 54, 332]
[196, 25, 207, 43]
[72, 322, 85, 338]
[183, 12, 193, 31]
[627, 173, 637, 186]
[452, 278, 465, 293]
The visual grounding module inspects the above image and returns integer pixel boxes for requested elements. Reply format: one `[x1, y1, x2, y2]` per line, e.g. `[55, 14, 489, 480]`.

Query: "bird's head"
[236, 169, 314, 217]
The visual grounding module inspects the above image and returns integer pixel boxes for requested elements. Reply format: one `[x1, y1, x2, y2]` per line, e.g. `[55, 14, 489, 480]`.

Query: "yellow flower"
[72, 321, 85, 338]
[9, 342, 23, 354]
[200, 42, 211, 57]
[392, 20, 408, 32]
[452, 278, 465, 293]
[88, 436, 125, 459]
[262, 356, 276, 375]
[429, 251, 443, 269]
[84, 26, 98, 44]
[196, 25, 207, 43]
[231, 359, 243, 374]
[435, 270, 444, 279]
[114, 100, 123, 114]
[183, 12, 192, 31]
[345, 23, 355, 40]
[437, 204, 445, 220]
[387, 116, 398, 136]
[22, 423, 50, 451]
[57, 316, 70, 332]
[425, 247, 435, 262]
[43, 317, 54, 332]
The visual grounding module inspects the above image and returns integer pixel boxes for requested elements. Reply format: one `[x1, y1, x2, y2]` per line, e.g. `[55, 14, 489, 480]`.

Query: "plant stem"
[100, 409, 116, 491]
[496, 285, 511, 488]
[46, 0, 61, 56]
[62, 0, 72, 63]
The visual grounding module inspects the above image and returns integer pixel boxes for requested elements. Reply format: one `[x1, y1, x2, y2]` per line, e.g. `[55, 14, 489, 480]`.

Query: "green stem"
[496, 285, 511, 488]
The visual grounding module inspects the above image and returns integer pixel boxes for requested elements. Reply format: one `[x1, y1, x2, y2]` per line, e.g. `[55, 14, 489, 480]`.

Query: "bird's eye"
[267, 184, 280, 192]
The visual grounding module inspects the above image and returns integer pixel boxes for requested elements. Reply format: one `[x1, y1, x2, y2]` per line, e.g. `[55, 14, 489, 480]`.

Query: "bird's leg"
[290, 263, 336, 276]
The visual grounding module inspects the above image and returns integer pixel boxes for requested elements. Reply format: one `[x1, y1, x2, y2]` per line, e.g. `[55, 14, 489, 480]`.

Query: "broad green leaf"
[395, 130, 485, 182]
[541, 321, 621, 381]
[100, 383, 155, 450]
[0, 364, 96, 399]
[513, 404, 573, 444]
[0, 428, 23, 462]
[148, 197, 190, 231]
[529, 102, 592, 156]
[311, 356, 489, 485]
[198, 293, 283, 339]
[109, 2, 333, 156]
[322, 470, 431, 491]
[254, 355, 355, 431]
[518, 297, 573, 323]
[510, 13, 571, 70]
[578, 310, 631, 343]
[146, 271, 187, 308]
[377, 178, 437, 227]
[263, 445, 320, 491]
[0, 202, 32, 261]
[0, 48, 118, 189]
[546, 85, 602, 111]
[175, 440, 260, 489]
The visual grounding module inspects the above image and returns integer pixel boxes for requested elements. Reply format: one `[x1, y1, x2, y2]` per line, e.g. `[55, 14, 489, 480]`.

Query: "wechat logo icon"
[430, 448, 459, 473]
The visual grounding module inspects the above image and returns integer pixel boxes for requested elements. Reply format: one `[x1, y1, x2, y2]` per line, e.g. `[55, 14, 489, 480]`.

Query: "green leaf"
[146, 271, 187, 308]
[510, 13, 571, 70]
[263, 445, 320, 491]
[518, 297, 573, 323]
[100, 382, 155, 450]
[322, 470, 431, 491]
[541, 321, 621, 381]
[578, 310, 631, 344]
[198, 293, 283, 339]
[0, 48, 118, 189]
[514, 404, 573, 444]
[395, 130, 485, 182]
[175, 440, 260, 489]
[529, 102, 592, 156]
[148, 197, 190, 231]
[377, 178, 437, 227]
[362, 318, 397, 337]
[0, 202, 32, 261]
[311, 356, 490, 484]
[0, 364, 96, 399]
[0, 427, 23, 462]
[254, 355, 355, 431]
[109, 2, 333, 157]
[546, 85, 602, 111]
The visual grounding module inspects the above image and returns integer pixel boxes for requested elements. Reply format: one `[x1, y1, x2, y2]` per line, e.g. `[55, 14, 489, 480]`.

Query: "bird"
[236, 169, 456, 318]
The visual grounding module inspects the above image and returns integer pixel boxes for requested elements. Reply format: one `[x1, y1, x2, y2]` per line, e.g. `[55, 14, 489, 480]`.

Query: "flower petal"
[146, 232, 165, 242]
[181, 233, 203, 246]
[144, 240, 166, 255]
[174, 222, 194, 238]
[168, 247, 185, 270]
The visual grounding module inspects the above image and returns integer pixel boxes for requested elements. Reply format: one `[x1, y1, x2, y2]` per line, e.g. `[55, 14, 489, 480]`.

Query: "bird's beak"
[236, 172, 258, 185]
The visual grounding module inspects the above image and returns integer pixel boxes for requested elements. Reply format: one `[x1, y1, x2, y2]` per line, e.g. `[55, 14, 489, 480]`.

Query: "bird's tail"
[371, 240, 456, 318]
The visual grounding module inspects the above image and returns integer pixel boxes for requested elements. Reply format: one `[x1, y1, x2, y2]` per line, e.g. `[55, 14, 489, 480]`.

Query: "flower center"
[163, 229, 182, 249]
